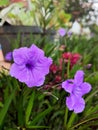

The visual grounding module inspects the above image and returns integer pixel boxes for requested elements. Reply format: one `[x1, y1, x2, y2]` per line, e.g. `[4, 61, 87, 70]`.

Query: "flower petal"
[30, 44, 44, 54]
[25, 69, 45, 87]
[66, 95, 75, 111]
[10, 63, 28, 82]
[66, 95, 85, 113]
[10, 63, 46, 87]
[62, 79, 74, 93]
[35, 56, 52, 75]
[74, 70, 84, 85]
[80, 82, 92, 96]
[13, 47, 29, 64]
[30, 44, 44, 59]
[73, 97, 85, 113]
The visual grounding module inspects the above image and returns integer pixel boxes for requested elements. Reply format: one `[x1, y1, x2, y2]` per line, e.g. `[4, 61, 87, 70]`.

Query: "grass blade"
[26, 90, 35, 124]
[0, 88, 16, 127]
[30, 107, 53, 125]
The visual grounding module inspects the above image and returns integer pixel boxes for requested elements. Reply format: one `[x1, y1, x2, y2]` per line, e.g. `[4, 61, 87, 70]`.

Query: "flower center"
[26, 63, 33, 69]
[73, 85, 81, 96]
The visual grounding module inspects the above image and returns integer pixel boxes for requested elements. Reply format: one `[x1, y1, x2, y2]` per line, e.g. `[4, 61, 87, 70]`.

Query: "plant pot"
[0, 25, 55, 55]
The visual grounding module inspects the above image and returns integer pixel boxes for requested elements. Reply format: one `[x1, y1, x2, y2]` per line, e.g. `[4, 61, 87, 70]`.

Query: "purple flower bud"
[85, 64, 92, 69]
[67, 31, 72, 37]
[5, 52, 13, 61]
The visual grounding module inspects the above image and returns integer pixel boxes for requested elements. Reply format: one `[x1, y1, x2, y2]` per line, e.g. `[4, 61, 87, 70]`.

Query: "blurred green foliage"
[0, 0, 9, 6]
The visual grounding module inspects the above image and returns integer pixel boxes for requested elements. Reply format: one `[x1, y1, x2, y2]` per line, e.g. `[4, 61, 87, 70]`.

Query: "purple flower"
[5, 52, 13, 61]
[67, 31, 72, 37]
[10, 44, 52, 87]
[62, 70, 92, 113]
[58, 28, 67, 37]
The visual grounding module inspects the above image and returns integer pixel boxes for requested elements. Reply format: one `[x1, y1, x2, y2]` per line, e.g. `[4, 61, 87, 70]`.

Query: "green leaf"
[26, 125, 50, 129]
[85, 89, 98, 103]
[67, 112, 77, 129]
[0, 102, 3, 108]
[71, 115, 98, 129]
[0, 88, 16, 127]
[0, 0, 9, 6]
[29, 107, 53, 125]
[17, 93, 24, 126]
[26, 90, 35, 124]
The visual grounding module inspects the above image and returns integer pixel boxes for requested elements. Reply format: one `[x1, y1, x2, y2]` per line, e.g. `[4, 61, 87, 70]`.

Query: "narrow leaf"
[30, 107, 53, 125]
[0, 88, 16, 127]
[26, 125, 50, 129]
[26, 90, 35, 124]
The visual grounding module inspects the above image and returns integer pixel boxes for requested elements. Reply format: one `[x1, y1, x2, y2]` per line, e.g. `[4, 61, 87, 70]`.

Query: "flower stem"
[43, 92, 59, 100]
[64, 59, 71, 130]
[67, 112, 77, 129]
[64, 107, 68, 129]
[67, 59, 70, 78]
[71, 117, 98, 129]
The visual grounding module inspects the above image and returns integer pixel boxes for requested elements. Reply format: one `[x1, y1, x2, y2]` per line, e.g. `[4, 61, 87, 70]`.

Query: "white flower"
[69, 21, 81, 35]
[91, 16, 96, 22]
[96, 18, 98, 25]
[89, 11, 94, 16]
[86, 15, 90, 19]
[87, 21, 94, 25]
[82, 27, 91, 35]
[94, 11, 98, 16]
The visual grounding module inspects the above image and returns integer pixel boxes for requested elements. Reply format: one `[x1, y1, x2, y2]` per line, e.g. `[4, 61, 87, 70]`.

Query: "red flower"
[58, 58, 63, 71]
[62, 52, 81, 68]
[55, 75, 62, 83]
[62, 52, 72, 60]
[50, 64, 58, 74]
[72, 53, 81, 65]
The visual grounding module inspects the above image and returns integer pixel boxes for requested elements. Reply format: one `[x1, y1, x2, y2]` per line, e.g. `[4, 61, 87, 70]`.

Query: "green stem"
[64, 59, 71, 130]
[67, 59, 70, 78]
[71, 117, 98, 129]
[67, 112, 77, 129]
[64, 107, 68, 129]
[62, 59, 65, 79]
[43, 92, 59, 100]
